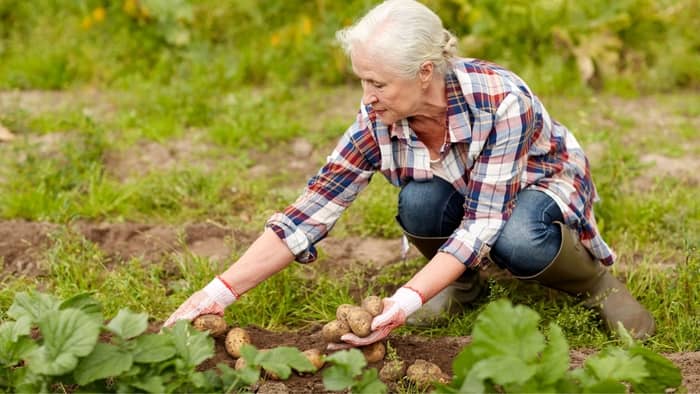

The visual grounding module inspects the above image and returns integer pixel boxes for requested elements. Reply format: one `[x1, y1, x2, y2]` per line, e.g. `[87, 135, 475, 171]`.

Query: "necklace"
[429, 116, 449, 163]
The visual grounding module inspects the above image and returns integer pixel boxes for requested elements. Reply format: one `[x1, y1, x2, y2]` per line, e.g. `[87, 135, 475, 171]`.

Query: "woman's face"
[351, 48, 424, 125]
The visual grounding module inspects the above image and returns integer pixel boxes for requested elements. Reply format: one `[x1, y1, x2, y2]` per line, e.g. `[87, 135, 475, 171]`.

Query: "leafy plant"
[323, 348, 387, 394]
[1, 290, 210, 392]
[2, 290, 372, 393]
[435, 299, 682, 393]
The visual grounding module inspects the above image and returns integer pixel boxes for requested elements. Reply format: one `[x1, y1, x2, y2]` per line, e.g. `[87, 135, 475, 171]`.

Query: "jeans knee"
[398, 182, 443, 236]
[492, 222, 561, 277]
[397, 178, 463, 237]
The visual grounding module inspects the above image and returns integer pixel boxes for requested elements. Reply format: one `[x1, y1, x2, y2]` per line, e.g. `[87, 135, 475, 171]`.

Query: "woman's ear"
[419, 61, 434, 86]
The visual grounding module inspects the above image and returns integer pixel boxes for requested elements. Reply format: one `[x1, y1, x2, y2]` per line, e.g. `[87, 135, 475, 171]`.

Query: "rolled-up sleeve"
[439, 93, 535, 267]
[266, 122, 377, 263]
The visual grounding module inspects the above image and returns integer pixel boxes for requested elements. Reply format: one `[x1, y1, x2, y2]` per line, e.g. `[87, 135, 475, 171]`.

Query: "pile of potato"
[191, 303, 450, 388]
[191, 314, 325, 377]
[321, 295, 387, 363]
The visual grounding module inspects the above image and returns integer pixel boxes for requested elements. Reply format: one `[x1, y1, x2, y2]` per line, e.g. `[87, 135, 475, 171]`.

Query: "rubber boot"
[518, 222, 655, 339]
[402, 232, 482, 327]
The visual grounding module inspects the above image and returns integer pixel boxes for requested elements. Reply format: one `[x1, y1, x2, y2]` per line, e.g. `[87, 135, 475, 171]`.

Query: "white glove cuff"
[203, 277, 238, 307]
[390, 287, 423, 317]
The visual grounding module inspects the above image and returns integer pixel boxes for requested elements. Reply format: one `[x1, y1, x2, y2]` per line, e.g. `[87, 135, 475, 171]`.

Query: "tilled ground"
[1, 220, 699, 393]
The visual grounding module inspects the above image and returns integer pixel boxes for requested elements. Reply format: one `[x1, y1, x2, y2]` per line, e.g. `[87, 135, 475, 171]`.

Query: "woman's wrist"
[389, 287, 423, 316]
[203, 277, 239, 307]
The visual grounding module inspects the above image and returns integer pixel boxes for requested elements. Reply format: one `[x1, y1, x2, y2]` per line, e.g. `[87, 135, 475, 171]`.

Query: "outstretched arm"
[219, 228, 295, 294]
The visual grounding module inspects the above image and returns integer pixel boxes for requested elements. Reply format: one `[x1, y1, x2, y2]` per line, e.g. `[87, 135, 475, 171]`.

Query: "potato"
[361, 341, 386, 363]
[302, 348, 325, 370]
[322, 320, 350, 343]
[264, 370, 281, 381]
[192, 314, 228, 337]
[379, 360, 407, 382]
[406, 359, 450, 388]
[335, 304, 355, 324]
[224, 327, 251, 358]
[234, 356, 247, 370]
[346, 308, 373, 337]
[361, 296, 383, 317]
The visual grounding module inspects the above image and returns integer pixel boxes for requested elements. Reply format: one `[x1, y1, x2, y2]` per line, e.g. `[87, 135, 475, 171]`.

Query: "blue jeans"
[397, 177, 564, 276]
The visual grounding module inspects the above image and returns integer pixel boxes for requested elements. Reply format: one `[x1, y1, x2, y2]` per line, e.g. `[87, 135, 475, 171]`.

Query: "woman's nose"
[362, 89, 377, 105]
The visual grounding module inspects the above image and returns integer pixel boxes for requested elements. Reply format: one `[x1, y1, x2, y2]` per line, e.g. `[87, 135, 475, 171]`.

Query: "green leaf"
[218, 362, 260, 390]
[0, 316, 31, 341]
[130, 375, 165, 393]
[470, 299, 545, 361]
[106, 309, 148, 340]
[73, 343, 133, 385]
[241, 365, 263, 386]
[0, 316, 36, 366]
[13, 370, 47, 394]
[59, 292, 103, 321]
[584, 347, 648, 383]
[535, 323, 570, 386]
[323, 363, 358, 391]
[323, 349, 367, 391]
[325, 348, 366, 377]
[629, 345, 682, 392]
[0, 336, 36, 367]
[458, 366, 487, 394]
[0, 317, 31, 367]
[239, 343, 260, 364]
[26, 308, 101, 375]
[258, 346, 316, 379]
[354, 368, 387, 394]
[167, 320, 214, 368]
[188, 370, 215, 390]
[584, 380, 626, 393]
[7, 292, 59, 324]
[131, 334, 176, 363]
[468, 356, 537, 386]
[450, 344, 478, 389]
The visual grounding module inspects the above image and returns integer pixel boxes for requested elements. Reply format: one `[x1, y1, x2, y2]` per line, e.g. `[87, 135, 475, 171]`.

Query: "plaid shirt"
[267, 58, 615, 267]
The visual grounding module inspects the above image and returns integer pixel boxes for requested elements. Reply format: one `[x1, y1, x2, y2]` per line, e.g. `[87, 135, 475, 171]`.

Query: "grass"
[1, 85, 698, 354]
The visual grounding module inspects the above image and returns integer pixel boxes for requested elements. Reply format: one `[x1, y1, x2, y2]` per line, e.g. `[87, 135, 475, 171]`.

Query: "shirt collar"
[444, 69, 472, 144]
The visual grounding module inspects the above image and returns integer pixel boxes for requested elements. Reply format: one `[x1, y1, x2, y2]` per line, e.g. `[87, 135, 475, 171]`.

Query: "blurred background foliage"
[0, 0, 698, 94]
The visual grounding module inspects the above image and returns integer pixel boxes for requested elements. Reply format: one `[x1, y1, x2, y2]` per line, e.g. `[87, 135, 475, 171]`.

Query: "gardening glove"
[163, 276, 239, 327]
[335, 287, 423, 348]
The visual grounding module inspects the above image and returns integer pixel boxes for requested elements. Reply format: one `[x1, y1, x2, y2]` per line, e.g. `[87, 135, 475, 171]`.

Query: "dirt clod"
[379, 359, 407, 382]
[406, 359, 450, 388]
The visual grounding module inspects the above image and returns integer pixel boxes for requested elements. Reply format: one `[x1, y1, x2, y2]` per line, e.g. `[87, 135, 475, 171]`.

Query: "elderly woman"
[165, 0, 655, 342]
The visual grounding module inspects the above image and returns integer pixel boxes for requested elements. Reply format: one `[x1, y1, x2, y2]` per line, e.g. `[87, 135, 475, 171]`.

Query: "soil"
[1, 219, 698, 393]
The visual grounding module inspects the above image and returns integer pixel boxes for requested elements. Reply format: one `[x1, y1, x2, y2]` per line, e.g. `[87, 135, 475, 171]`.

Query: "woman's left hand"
[326, 287, 423, 349]
[327, 299, 405, 349]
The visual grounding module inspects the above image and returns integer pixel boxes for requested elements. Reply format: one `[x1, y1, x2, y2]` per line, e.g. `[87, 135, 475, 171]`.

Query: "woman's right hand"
[163, 277, 238, 327]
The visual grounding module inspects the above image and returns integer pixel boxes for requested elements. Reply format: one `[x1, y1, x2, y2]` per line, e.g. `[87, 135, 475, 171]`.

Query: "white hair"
[335, 0, 458, 79]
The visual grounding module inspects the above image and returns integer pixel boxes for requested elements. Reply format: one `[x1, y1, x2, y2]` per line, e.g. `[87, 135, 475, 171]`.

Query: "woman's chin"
[376, 111, 396, 124]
